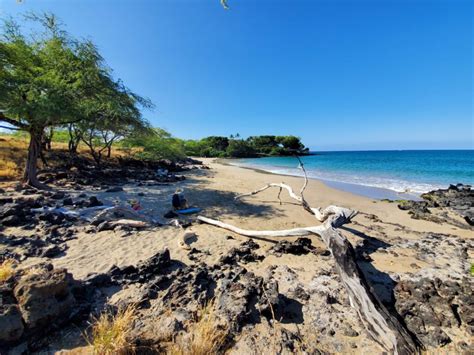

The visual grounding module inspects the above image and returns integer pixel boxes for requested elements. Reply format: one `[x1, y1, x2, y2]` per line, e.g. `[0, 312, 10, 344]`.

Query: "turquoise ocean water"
[231, 150, 474, 200]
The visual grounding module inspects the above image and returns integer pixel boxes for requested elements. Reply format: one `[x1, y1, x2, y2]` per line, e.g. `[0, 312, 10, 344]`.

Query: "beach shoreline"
[221, 150, 473, 200]
[220, 158, 423, 201]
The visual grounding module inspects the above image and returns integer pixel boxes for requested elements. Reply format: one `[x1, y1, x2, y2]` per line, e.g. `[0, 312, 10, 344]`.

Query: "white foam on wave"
[231, 162, 445, 194]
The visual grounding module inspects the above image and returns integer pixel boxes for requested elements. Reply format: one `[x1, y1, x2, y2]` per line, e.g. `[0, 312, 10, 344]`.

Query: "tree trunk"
[107, 145, 112, 158]
[23, 129, 48, 189]
[90, 149, 102, 167]
[68, 124, 81, 155]
[39, 148, 48, 167]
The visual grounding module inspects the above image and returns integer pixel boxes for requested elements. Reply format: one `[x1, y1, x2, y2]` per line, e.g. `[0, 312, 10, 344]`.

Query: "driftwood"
[197, 157, 421, 354]
[97, 218, 149, 232]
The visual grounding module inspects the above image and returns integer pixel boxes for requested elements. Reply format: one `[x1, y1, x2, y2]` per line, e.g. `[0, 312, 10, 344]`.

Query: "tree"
[75, 77, 152, 165]
[0, 14, 100, 187]
[0, 14, 151, 187]
[276, 135, 306, 151]
[226, 139, 256, 158]
[122, 128, 186, 162]
[247, 135, 279, 154]
[201, 136, 229, 151]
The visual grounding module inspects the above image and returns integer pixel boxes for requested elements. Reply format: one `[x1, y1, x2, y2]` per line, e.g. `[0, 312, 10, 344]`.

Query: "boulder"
[13, 268, 76, 329]
[40, 245, 66, 258]
[50, 191, 66, 200]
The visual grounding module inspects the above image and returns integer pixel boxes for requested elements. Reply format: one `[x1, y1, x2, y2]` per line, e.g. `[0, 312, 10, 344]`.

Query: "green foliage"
[226, 139, 257, 158]
[0, 13, 152, 176]
[121, 128, 186, 161]
[182, 140, 206, 157]
[247, 135, 279, 155]
[0, 14, 106, 130]
[201, 136, 229, 152]
[49, 129, 70, 143]
[181, 135, 308, 158]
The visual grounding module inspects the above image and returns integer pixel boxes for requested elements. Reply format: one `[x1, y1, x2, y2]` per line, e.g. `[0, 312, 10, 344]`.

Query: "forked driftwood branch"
[197, 157, 421, 354]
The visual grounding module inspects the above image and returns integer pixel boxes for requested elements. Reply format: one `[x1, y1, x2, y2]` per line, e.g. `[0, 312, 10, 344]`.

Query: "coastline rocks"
[397, 184, 474, 227]
[32, 152, 200, 190]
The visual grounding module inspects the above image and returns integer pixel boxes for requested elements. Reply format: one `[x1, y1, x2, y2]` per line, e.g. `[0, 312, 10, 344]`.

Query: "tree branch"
[0, 125, 21, 131]
[0, 112, 28, 129]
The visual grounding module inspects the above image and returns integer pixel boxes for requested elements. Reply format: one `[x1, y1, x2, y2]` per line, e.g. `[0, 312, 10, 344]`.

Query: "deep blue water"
[232, 150, 474, 198]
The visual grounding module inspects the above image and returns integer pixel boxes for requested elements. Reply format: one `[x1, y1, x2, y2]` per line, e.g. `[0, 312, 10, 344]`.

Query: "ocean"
[231, 150, 474, 200]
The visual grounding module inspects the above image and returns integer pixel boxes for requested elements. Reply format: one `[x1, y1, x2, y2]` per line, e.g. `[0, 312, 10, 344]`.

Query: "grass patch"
[0, 259, 16, 282]
[0, 136, 26, 179]
[168, 302, 228, 355]
[88, 305, 137, 355]
[0, 158, 18, 179]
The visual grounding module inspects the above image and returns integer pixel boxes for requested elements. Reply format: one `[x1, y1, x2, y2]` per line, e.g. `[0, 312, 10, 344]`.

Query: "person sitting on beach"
[172, 188, 188, 210]
[130, 199, 142, 211]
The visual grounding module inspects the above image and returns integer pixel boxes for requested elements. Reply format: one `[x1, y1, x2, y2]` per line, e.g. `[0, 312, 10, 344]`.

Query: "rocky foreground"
[0, 162, 473, 354]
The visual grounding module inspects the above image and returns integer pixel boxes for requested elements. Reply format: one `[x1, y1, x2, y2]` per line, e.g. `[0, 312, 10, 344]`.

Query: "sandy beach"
[2, 158, 473, 353]
[18, 157, 468, 278]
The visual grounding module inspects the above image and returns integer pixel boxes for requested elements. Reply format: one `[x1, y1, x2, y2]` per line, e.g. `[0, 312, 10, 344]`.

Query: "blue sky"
[0, 0, 472, 150]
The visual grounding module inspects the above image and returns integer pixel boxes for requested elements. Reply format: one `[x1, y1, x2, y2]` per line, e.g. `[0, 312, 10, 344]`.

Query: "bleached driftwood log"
[197, 157, 421, 354]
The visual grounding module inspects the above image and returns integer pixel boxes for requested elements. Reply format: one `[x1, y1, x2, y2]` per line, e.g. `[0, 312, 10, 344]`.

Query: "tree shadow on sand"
[122, 169, 286, 220]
